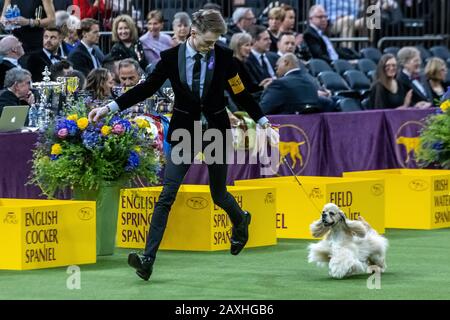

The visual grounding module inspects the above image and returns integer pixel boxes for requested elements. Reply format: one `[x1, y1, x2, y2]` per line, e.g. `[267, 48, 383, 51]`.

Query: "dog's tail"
[358, 216, 371, 230]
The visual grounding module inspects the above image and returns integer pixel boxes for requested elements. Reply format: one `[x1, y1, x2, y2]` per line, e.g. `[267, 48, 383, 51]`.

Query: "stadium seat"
[447, 58, 450, 68]
[307, 59, 333, 76]
[367, 70, 376, 82]
[343, 70, 371, 91]
[336, 98, 363, 112]
[383, 47, 400, 56]
[317, 71, 350, 93]
[357, 58, 377, 75]
[361, 98, 371, 110]
[429, 45, 450, 61]
[360, 48, 382, 63]
[332, 59, 355, 75]
[416, 45, 432, 62]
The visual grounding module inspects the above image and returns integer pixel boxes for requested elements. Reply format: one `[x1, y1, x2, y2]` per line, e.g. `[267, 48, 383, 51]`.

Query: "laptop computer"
[0, 106, 29, 132]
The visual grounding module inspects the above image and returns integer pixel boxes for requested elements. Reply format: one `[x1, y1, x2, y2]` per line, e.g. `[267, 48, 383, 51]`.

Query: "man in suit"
[303, 5, 339, 64]
[26, 28, 63, 82]
[260, 53, 321, 114]
[68, 18, 104, 76]
[0, 36, 24, 89]
[245, 25, 277, 90]
[89, 9, 278, 282]
[396, 46, 433, 108]
[225, 7, 256, 44]
[0, 68, 34, 120]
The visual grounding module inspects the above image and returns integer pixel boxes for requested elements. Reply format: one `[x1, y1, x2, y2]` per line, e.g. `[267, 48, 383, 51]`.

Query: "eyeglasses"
[313, 15, 328, 19]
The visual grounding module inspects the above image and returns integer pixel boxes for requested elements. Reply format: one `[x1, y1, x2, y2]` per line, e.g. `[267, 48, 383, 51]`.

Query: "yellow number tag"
[228, 74, 245, 95]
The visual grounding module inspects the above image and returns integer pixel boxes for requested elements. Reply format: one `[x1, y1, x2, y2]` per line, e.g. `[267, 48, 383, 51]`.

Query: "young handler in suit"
[88, 9, 279, 281]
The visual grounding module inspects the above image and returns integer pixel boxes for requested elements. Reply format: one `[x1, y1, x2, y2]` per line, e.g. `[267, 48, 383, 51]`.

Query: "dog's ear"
[338, 210, 347, 221]
[345, 220, 367, 238]
[310, 219, 330, 238]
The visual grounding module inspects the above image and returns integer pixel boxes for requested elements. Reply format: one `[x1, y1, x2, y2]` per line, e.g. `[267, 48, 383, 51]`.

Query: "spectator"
[140, 10, 172, 65]
[225, 7, 255, 43]
[56, 11, 81, 57]
[85, 68, 114, 100]
[245, 25, 277, 90]
[229, 32, 267, 95]
[118, 58, 143, 88]
[279, 4, 296, 33]
[0, 68, 34, 120]
[50, 60, 73, 80]
[172, 12, 191, 46]
[68, 18, 104, 77]
[274, 32, 296, 57]
[368, 54, 412, 109]
[260, 53, 321, 114]
[26, 27, 63, 82]
[315, 0, 364, 48]
[267, 7, 285, 52]
[303, 5, 339, 64]
[1, 0, 56, 54]
[0, 36, 24, 89]
[397, 47, 433, 108]
[425, 57, 448, 101]
[72, 0, 111, 20]
[108, 14, 148, 70]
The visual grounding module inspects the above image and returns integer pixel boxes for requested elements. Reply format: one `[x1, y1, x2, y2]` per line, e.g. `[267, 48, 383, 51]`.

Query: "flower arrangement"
[29, 101, 162, 197]
[416, 89, 450, 169]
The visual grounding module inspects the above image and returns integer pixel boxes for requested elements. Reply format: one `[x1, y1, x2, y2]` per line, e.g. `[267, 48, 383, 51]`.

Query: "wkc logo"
[275, 124, 311, 175]
[78, 207, 94, 220]
[186, 197, 209, 210]
[395, 121, 424, 167]
[3, 212, 18, 224]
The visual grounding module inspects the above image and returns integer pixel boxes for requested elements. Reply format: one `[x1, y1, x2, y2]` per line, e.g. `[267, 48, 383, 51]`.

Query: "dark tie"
[91, 49, 99, 68]
[192, 53, 202, 100]
[50, 54, 61, 60]
[260, 54, 271, 79]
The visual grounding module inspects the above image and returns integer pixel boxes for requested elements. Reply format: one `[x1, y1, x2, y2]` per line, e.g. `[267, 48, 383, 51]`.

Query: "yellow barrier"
[235, 176, 385, 239]
[117, 185, 277, 251]
[0, 199, 96, 270]
[344, 169, 450, 229]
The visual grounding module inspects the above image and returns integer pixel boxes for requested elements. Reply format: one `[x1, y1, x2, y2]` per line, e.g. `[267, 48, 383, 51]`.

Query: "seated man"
[118, 58, 143, 88]
[260, 53, 321, 114]
[0, 68, 34, 122]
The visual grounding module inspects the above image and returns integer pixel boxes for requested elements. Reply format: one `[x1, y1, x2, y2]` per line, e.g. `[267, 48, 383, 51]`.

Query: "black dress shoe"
[128, 252, 153, 281]
[230, 211, 251, 255]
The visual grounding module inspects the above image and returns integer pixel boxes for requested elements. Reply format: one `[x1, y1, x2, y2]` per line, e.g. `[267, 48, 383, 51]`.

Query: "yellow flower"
[101, 125, 111, 136]
[440, 99, 450, 112]
[67, 114, 78, 121]
[51, 143, 62, 155]
[77, 117, 89, 130]
[134, 146, 142, 153]
[135, 118, 150, 128]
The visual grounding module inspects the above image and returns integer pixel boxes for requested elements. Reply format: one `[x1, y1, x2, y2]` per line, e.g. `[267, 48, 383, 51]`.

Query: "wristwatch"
[261, 122, 272, 129]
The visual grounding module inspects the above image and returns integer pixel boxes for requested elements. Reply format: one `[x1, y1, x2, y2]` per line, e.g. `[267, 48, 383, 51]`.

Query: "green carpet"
[1, 229, 449, 300]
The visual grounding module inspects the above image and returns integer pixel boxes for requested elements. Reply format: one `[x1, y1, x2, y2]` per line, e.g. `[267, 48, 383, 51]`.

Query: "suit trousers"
[143, 149, 244, 262]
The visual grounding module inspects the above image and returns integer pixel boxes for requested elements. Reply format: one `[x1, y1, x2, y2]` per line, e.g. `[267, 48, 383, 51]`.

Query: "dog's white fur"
[307, 203, 388, 279]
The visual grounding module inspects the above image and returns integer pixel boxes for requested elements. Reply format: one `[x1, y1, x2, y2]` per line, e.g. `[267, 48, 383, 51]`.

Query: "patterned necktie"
[192, 53, 202, 100]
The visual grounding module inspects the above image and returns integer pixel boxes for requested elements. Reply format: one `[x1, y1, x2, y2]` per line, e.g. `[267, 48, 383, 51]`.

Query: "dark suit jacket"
[303, 25, 332, 64]
[0, 89, 29, 124]
[26, 50, 59, 82]
[245, 51, 277, 88]
[397, 70, 433, 105]
[68, 43, 105, 76]
[115, 42, 265, 145]
[260, 69, 320, 114]
[0, 60, 17, 89]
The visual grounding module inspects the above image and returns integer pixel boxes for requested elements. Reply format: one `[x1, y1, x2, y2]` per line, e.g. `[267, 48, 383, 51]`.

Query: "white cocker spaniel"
[308, 203, 388, 279]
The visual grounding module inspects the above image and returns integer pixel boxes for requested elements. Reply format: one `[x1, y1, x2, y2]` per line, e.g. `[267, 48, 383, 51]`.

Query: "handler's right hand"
[88, 106, 109, 122]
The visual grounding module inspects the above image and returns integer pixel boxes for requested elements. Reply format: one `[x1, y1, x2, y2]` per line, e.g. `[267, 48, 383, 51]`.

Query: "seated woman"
[108, 15, 148, 70]
[368, 54, 412, 109]
[425, 57, 448, 101]
[85, 68, 115, 101]
[171, 12, 191, 46]
[229, 32, 272, 96]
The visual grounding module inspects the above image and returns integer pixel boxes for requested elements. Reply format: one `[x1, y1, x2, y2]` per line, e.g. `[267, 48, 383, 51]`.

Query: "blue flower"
[50, 154, 60, 161]
[432, 141, 444, 151]
[82, 129, 101, 150]
[434, 108, 444, 115]
[125, 151, 140, 171]
[56, 118, 78, 136]
[110, 117, 132, 132]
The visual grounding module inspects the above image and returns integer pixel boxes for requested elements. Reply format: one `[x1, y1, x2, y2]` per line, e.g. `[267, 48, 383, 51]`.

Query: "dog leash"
[281, 156, 323, 214]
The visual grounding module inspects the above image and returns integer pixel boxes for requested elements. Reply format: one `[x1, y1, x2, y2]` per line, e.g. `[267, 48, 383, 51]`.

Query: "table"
[0, 109, 434, 199]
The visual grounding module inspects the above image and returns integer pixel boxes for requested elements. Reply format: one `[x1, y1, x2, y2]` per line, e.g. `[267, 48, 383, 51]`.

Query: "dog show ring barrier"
[344, 169, 450, 230]
[0, 199, 96, 270]
[235, 176, 385, 239]
[116, 185, 277, 251]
